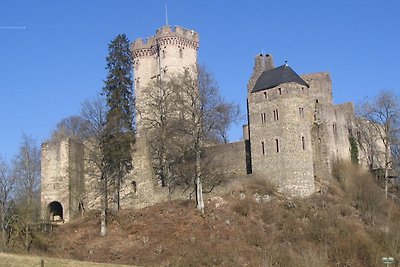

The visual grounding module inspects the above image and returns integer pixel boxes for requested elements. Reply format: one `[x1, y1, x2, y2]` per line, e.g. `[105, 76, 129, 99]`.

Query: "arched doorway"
[48, 201, 63, 221]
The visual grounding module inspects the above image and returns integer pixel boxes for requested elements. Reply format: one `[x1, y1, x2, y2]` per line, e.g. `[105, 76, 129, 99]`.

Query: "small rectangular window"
[263, 92, 267, 99]
[302, 136, 305, 150]
[278, 88, 282, 95]
[261, 142, 265, 155]
[275, 139, 279, 153]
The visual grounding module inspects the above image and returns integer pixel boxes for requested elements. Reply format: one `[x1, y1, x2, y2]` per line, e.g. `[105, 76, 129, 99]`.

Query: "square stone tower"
[41, 139, 84, 222]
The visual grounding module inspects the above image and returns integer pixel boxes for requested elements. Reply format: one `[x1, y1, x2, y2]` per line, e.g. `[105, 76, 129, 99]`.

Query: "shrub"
[232, 199, 252, 217]
[246, 176, 277, 195]
[333, 161, 386, 224]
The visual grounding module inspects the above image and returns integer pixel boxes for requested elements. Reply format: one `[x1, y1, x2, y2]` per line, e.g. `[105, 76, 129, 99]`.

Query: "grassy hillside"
[0, 253, 134, 267]
[22, 163, 400, 266]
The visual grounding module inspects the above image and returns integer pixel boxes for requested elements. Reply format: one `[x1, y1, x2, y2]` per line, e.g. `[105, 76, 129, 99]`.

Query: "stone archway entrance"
[48, 201, 63, 222]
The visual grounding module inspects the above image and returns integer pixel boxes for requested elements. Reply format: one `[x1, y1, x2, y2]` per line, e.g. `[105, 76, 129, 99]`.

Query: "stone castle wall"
[202, 141, 248, 179]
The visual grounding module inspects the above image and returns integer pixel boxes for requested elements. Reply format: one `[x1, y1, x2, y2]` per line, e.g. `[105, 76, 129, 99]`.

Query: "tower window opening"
[333, 123, 337, 135]
[162, 49, 166, 58]
[299, 107, 304, 118]
[261, 142, 265, 155]
[302, 136, 305, 150]
[273, 109, 279, 121]
[278, 88, 282, 95]
[316, 99, 319, 103]
[263, 92, 267, 99]
[179, 48, 183, 58]
[261, 113, 266, 123]
[132, 181, 137, 193]
[275, 139, 279, 153]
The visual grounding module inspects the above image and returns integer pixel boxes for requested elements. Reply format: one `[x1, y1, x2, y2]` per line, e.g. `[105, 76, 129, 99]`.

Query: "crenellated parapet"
[131, 25, 199, 58]
[131, 37, 158, 58]
[155, 25, 199, 44]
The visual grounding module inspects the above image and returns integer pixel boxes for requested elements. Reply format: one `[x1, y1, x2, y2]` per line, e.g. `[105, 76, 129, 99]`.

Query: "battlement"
[131, 25, 199, 56]
[156, 25, 199, 42]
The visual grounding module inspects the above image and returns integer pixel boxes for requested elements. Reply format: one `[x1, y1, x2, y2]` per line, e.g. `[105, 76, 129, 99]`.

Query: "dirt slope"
[43, 175, 400, 267]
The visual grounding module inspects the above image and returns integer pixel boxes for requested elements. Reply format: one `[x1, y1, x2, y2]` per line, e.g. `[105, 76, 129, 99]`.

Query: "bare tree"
[0, 156, 15, 250]
[50, 115, 91, 142]
[356, 118, 383, 170]
[358, 90, 400, 198]
[212, 102, 241, 143]
[12, 134, 41, 250]
[81, 97, 109, 236]
[142, 78, 186, 199]
[171, 65, 239, 212]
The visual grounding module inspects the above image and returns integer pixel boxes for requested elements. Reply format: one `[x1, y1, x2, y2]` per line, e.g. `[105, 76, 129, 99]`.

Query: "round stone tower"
[131, 25, 199, 134]
[247, 55, 315, 197]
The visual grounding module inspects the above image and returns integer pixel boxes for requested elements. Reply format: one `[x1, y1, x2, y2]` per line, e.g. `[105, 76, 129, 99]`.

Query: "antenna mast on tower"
[165, 1, 169, 26]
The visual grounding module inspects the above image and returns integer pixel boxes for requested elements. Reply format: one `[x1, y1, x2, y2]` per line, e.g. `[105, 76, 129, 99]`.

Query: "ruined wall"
[41, 139, 84, 222]
[311, 102, 356, 180]
[302, 72, 333, 105]
[356, 118, 387, 170]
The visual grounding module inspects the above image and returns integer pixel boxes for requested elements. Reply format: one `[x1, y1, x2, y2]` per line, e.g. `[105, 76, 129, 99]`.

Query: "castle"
[40, 25, 362, 222]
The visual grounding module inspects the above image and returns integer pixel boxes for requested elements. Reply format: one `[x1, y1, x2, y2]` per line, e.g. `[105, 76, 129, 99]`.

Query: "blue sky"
[1, 0, 399, 161]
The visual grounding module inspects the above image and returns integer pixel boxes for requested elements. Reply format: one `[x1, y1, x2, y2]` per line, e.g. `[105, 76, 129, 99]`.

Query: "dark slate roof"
[251, 64, 309, 93]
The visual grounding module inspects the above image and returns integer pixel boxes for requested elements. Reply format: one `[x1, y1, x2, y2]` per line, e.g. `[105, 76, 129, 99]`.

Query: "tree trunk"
[100, 175, 107, 236]
[113, 177, 120, 211]
[25, 195, 31, 251]
[0, 203, 5, 250]
[384, 142, 390, 199]
[195, 148, 204, 213]
[25, 224, 30, 251]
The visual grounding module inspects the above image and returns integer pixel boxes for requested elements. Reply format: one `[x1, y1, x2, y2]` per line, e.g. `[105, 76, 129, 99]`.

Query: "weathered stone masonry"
[41, 25, 364, 222]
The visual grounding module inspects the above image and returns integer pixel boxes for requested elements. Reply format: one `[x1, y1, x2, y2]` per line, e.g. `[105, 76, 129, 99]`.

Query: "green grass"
[0, 253, 136, 267]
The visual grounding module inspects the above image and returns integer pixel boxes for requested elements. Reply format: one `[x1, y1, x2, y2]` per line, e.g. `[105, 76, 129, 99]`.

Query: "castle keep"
[41, 25, 360, 222]
[131, 26, 199, 134]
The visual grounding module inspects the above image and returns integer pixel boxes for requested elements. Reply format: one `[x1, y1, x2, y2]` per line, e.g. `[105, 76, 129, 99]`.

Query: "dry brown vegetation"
[19, 163, 400, 266]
